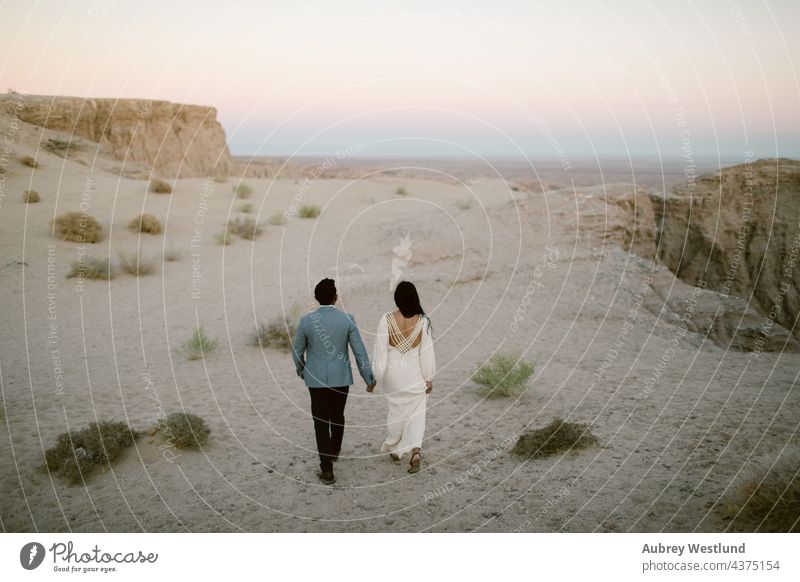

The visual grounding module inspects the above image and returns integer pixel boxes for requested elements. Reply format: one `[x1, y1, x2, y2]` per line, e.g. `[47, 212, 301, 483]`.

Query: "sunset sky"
[1, 0, 798, 159]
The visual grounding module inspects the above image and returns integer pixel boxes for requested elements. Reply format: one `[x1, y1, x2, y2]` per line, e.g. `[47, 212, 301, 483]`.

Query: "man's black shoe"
[318, 468, 335, 485]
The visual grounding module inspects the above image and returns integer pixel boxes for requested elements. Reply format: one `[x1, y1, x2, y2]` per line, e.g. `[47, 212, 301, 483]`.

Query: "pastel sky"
[1, 0, 798, 159]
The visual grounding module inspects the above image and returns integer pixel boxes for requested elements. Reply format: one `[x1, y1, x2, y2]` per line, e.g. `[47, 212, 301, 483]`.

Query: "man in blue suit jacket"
[292, 278, 375, 484]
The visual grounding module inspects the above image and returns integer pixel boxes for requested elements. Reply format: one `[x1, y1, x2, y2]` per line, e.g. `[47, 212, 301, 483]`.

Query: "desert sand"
[1, 96, 798, 533]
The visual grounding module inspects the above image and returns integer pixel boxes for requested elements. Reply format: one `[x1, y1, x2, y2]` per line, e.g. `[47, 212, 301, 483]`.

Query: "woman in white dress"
[370, 281, 435, 473]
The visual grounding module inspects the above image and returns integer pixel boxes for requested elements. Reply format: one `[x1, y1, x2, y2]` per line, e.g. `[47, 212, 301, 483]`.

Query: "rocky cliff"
[5, 93, 235, 178]
[650, 158, 800, 345]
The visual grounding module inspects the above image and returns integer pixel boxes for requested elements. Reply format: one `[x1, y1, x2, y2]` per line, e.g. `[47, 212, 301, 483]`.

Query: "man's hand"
[425, 381, 433, 394]
[366, 383, 376, 393]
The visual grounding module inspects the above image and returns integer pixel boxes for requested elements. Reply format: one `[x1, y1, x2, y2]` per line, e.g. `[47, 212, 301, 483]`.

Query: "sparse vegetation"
[43, 420, 142, 485]
[159, 412, 211, 450]
[720, 454, 800, 532]
[19, 155, 39, 168]
[66, 256, 114, 280]
[51, 212, 103, 243]
[395, 186, 408, 196]
[44, 138, 82, 158]
[238, 203, 254, 214]
[227, 216, 262, 240]
[215, 231, 234, 245]
[149, 178, 173, 194]
[253, 305, 301, 352]
[23, 189, 40, 203]
[118, 251, 156, 277]
[213, 174, 228, 183]
[511, 418, 599, 458]
[182, 325, 218, 360]
[268, 212, 286, 225]
[472, 352, 535, 398]
[164, 244, 183, 262]
[456, 198, 472, 210]
[233, 182, 253, 199]
[128, 213, 162, 234]
[298, 205, 321, 219]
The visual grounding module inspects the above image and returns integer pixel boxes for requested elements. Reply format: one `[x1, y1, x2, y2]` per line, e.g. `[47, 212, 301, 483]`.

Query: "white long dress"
[372, 313, 436, 457]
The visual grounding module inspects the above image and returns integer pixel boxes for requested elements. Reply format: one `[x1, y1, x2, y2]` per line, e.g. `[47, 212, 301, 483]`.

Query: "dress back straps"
[387, 313, 424, 353]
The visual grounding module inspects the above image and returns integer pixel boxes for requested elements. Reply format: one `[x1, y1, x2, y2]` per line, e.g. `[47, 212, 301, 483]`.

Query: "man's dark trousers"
[308, 386, 349, 472]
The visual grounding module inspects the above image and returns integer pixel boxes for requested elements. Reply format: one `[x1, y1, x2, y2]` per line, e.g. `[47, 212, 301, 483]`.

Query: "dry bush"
[128, 213, 162, 234]
[233, 182, 253, 199]
[472, 353, 535, 398]
[268, 212, 286, 225]
[227, 216, 262, 240]
[66, 256, 114, 280]
[51, 212, 103, 243]
[149, 178, 173, 194]
[213, 174, 228, 183]
[118, 251, 156, 276]
[253, 305, 300, 352]
[298, 205, 320, 219]
[512, 418, 599, 458]
[720, 453, 800, 532]
[395, 186, 408, 196]
[19, 155, 39, 168]
[182, 326, 218, 360]
[238, 203, 254, 214]
[159, 412, 211, 450]
[23, 189, 40, 203]
[43, 420, 142, 485]
[456, 198, 472, 210]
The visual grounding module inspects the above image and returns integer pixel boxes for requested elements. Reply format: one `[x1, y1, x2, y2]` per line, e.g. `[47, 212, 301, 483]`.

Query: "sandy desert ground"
[1, 108, 798, 533]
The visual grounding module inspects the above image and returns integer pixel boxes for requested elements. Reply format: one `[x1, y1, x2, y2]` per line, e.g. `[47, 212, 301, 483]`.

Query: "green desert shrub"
[19, 155, 39, 168]
[149, 178, 173, 194]
[298, 205, 320, 219]
[238, 203, 254, 214]
[118, 251, 156, 276]
[512, 418, 599, 458]
[51, 212, 103, 243]
[456, 198, 472, 210]
[43, 420, 142, 485]
[720, 454, 800, 532]
[472, 352, 535, 398]
[182, 325, 218, 360]
[23, 189, 40, 203]
[233, 182, 253, 199]
[160, 412, 210, 450]
[268, 212, 286, 225]
[128, 213, 162, 234]
[227, 216, 262, 240]
[395, 186, 408, 196]
[66, 256, 114, 280]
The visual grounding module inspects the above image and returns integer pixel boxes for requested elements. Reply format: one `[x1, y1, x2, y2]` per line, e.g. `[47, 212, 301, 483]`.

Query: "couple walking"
[291, 278, 435, 485]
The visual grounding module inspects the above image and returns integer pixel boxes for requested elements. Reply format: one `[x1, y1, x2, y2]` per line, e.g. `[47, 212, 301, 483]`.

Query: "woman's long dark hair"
[394, 281, 424, 318]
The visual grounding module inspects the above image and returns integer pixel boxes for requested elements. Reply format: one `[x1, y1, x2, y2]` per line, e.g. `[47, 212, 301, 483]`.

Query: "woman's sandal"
[408, 450, 422, 474]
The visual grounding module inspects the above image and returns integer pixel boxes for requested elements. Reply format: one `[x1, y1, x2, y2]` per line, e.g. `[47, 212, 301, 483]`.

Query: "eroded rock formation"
[650, 158, 800, 344]
[4, 93, 235, 178]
